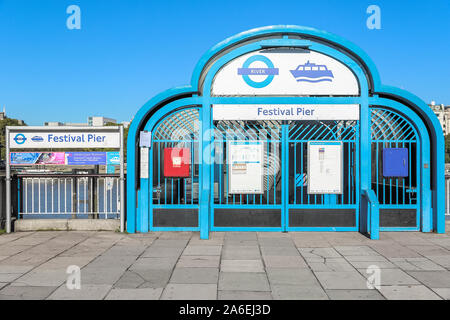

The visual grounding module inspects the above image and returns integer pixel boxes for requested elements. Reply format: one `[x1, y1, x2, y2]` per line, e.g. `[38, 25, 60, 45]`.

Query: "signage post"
[5, 127, 11, 233]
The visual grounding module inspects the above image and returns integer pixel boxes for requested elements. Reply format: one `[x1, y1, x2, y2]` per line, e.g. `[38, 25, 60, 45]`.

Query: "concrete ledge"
[15, 219, 120, 232]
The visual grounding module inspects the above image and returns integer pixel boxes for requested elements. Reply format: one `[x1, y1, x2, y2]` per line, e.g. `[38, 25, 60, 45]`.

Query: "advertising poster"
[10, 152, 65, 165]
[307, 141, 343, 194]
[228, 141, 264, 194]
[66, 152, 107, 165]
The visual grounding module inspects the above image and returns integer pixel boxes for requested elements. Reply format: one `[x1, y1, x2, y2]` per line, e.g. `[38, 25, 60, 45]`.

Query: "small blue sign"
[106, 152, 120, 165]
[237, 55, 278, 88]
[13, 133, 27, 145]
[383, 148, 408, 177]
[66, 152, 106, 165]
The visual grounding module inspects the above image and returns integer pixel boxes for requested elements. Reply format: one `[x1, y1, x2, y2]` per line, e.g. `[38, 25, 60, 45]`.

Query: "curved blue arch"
[126, 25, 445, 235]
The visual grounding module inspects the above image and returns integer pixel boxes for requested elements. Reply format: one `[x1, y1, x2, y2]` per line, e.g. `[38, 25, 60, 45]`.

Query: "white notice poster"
[228, 141, 264, 194]
[307, 141, 343, 194]
[140, 147, 149, 179]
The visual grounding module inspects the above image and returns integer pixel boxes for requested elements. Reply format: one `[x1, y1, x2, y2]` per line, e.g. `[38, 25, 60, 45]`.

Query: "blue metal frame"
[126, 25, 445, 238]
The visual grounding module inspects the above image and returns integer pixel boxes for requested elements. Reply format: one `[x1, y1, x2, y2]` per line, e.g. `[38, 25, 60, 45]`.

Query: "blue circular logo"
[13, 133, 27, 145]
[238, 55, 279, 88]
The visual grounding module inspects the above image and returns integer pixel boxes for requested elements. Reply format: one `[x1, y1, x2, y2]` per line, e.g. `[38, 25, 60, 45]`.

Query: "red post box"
[163, 148, 190, 177]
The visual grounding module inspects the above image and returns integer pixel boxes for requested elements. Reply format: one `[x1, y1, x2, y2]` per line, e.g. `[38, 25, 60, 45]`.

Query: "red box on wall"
[163, 148, 190, 177]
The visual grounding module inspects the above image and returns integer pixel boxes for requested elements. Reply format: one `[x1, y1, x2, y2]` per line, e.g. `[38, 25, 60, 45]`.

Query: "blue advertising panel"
[106, 152, 120, 165]
[10, 152, 40, 165]
[66, 152, 106, 165]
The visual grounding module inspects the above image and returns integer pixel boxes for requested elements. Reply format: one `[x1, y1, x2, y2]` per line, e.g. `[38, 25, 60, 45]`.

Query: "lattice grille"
[371, 109, 416, 141]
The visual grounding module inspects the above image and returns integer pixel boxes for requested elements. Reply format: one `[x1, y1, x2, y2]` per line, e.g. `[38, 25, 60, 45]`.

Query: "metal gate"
[370, 107, 420, 230]
[287, 120, 359, 230]
[149, 107, 201, 229]
[211, 119, 359, 231]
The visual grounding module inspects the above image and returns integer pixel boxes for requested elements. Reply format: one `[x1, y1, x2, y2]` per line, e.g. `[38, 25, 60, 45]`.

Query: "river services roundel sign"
[211, 50, 359, 96]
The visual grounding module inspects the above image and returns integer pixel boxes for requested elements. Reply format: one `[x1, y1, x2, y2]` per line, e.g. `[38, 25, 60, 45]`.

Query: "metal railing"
[17, 174, 122, 219]
[446, 175, 450, 217]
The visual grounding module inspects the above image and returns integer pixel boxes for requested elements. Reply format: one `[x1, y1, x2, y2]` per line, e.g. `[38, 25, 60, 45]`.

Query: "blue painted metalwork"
[125, 25, 445, 238]
[370, 107, 421, 231]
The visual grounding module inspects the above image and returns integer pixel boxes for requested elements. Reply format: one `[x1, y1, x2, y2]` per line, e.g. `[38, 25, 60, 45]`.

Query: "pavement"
[1, 230, 450, 300]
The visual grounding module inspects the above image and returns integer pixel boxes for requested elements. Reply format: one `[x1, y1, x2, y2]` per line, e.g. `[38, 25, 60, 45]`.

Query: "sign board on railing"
[8, 127, 120, 149]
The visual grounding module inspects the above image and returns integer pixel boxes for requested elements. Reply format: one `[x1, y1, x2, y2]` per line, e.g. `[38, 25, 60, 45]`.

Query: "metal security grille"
[151, 108, 200, 205]
[370, 108, 418, 205]
[213, 120, 282, 206]
[288, 120, 358, 206]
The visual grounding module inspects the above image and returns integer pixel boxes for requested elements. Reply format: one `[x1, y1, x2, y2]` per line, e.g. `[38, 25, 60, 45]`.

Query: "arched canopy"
[127, 25, 444, 235]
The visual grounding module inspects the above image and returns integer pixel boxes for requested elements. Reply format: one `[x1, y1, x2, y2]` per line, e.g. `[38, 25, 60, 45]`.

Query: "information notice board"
[228, 140, 264, 194]
[307, 141, 343, 194]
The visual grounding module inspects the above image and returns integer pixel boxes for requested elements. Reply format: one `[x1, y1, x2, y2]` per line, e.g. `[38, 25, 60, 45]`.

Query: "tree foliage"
[0, 118, 26, 160]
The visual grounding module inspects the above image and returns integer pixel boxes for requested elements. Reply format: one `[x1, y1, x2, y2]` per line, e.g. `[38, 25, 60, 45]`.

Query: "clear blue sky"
[0, 0, 449, 125]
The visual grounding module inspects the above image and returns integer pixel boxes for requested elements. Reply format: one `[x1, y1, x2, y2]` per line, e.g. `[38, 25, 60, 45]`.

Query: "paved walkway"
[1, 230, 450, 299]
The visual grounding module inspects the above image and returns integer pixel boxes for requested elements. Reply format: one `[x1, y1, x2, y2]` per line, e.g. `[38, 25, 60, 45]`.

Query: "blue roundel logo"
[13, 133, 27, 145]
[237, 55, 279, 88]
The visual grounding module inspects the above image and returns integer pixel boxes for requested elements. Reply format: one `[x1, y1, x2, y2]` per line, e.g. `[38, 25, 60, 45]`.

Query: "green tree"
[0, 118, 27, 160]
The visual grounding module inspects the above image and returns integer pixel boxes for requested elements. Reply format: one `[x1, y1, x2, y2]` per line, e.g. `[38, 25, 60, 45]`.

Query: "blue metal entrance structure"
[126, 25, 445, 239]
[370, 107, 420, 231]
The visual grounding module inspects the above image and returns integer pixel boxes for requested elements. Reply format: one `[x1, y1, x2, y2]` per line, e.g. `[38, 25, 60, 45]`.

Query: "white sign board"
[140, 147, 149, 179]
[9, 128, 120, 149]
[212, 50, 359, 96]
[307, 141, 343, 194]
[228, 141, 264, 194]
[213, 104, 359, 121]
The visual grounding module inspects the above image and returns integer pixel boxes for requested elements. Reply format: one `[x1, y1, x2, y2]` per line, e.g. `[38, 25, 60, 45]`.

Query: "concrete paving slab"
[176, 255, 220, 268]
[298, 247, 341, 259]
[132, 269, 172, 288]
[222, 246, 261, 260]
[225, 232, 257, 241]
[0, 273, 24, 282]
[113, 271, 145, 289]
[334, 246, 379, 256]
[218, 290, 272, 300]
[308, 257, 355, 272]
[105, 288, 163, 300]
[183, 245, 222, 256]
[266, 268, 319, 286]
[220, 260, 264, 273]
[130, 257, 178, 270]
[0, 285, 57, 300]
[151, 239, 189, 247]
[142, 246, 184, 258]
[161, 284, 217, 300]
[358, 268, 420, 286]
[326, 289, 385, 300]
[261, 246, 299, 257]
[406, 271, 450, 288]
[431, 288, 450, 300]
[219, 272, 270, 292]
[170, 267, 219, 284]
[47, 284, 112, 300]
[389, 257, 446, 271]
[263, 255, 308, 268]
[348, 260, 396, 269]
[378, 285, 442, 300]
[314, 271, 369, 289]
[258, 237, 295, 247]
[79, 267, 128, 285]
[271, 285, 328, 300]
